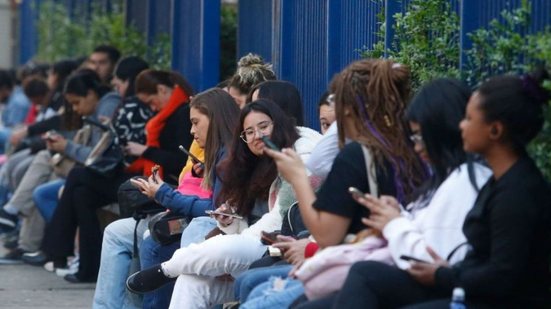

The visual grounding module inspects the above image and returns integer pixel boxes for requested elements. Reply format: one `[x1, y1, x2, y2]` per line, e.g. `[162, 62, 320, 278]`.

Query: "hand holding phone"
[44, 130, 59, 142]
[151, 165, 160, 184]
[261, 136, 280, 152]
[179, 145, 204, 165]
[205, 210, 243, 220]
[260, 231, 280, 245]
[399, 255, 430, 264]
[349, 187, 368, 200]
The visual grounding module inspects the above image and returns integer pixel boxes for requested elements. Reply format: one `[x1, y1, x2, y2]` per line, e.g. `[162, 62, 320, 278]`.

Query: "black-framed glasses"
[240, 121, 274, 143]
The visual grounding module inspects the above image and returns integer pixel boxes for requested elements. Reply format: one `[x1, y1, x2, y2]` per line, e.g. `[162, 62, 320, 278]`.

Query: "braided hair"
[332, 59, 426, 203]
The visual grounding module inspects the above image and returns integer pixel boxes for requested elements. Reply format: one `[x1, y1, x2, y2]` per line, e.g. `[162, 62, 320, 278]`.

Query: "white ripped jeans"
[162, 233, 267, 309]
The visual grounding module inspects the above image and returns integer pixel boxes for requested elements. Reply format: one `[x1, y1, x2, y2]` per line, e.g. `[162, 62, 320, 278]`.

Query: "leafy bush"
[362, 0, 461, 90]
[464, 0, 551, 179]
[35, 0, 171, 69]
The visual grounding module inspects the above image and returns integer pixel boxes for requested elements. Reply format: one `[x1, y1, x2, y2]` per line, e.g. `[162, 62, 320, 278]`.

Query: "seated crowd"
[0, 44, 549, 309]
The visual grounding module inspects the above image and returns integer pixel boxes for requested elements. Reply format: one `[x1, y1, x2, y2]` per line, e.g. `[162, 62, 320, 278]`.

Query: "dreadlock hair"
[332, 59, 426, 203]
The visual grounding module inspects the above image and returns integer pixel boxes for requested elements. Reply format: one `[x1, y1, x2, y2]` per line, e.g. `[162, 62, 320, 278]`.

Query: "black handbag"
[117, 177, 165, 218]
[148, 212, 188, 245]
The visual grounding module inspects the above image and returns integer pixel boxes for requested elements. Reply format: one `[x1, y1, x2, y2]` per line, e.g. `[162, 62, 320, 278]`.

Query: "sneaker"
[126, 264, 176, 294]
[55, 258, 78, 277]
[43, 261, 55, 272]
[22, 251, 47, 266]
[0, 248, 26, 264]
[0, 208, 18, 232]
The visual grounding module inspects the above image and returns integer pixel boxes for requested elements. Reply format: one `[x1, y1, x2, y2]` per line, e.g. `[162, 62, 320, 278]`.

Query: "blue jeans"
[93, 217, 147, 309]
[241, 276, 305, 309]
[140, 216, 217, 309]
[140, 236, 180, 309]
[0, 128, 12, 154]
[235, 264, 293, 301]
[33, 179, 65, 223]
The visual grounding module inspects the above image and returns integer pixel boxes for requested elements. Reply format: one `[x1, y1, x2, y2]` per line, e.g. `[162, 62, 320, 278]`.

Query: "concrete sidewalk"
[0, 241, 95, 309]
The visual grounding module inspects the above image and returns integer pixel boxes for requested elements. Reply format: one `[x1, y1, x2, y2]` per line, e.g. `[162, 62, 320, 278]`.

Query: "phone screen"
[261, 136, 280, 151]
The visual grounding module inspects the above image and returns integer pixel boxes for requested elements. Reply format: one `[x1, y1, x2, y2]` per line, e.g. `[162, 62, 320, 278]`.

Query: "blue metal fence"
[238, 0, 551, 129]
[17, 0, 551, 127]
[170, 0, 220, 92]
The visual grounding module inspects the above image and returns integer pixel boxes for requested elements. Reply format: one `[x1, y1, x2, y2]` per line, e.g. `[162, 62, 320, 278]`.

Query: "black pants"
[325, 261, 445, 308]
[330, 261, 500, 309]
[42, 166, 131, 280]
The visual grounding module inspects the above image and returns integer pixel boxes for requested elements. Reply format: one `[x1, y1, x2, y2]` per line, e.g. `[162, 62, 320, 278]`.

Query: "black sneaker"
[22, 250, 47, 266]
[0, 248, 26, 264]
[126, 264, 176, 294]
[3, 236, 18, 250]
[0, 208, 18, 232]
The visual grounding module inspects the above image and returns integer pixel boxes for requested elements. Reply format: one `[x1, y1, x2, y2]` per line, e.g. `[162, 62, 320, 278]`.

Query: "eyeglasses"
[409, 133, 424, 145]
[240, 121, 274, 143]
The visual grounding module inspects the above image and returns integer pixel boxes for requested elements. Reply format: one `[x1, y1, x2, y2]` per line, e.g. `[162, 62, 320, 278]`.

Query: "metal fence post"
[384, 0, 400, 57]
[19, 0, 39, 64]
[459, 0, 478, 70]
[171, 0, 220, 92]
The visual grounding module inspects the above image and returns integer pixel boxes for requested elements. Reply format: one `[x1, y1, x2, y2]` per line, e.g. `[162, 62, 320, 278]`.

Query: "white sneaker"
[43, 261, 55, 272]
[55, 255, 79, 277]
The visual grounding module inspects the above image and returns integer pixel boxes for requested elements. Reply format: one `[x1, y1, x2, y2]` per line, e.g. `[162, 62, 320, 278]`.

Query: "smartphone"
[348, 187, 366, 200]
[205, 209, 243, 220]
[399, 255, 430, 264]
[151, 165, 160, 184]
[44, 130, 59, 142]
[261, 136, 280, 152]
[260, 231, 280, 245]
[178, 145, 204, 165]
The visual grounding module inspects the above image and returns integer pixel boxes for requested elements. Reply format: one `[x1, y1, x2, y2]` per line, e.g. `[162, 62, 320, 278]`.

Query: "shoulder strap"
[361, 145, 378, 197]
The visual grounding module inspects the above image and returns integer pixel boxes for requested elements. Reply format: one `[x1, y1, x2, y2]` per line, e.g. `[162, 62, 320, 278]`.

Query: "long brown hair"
[332, 59, 425, 202]
[135, 69, 194, 96]
[190, 88, 240, 189]
[217, 99, 299, 216]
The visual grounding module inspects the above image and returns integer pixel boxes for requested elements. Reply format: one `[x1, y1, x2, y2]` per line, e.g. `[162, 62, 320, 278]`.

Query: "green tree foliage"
[362, 0, 551, 179]
[220, 4, 237, 81]
[363, 0, 461, 91]
[465, 0, 551, 179]
[35, 0, 171, 69]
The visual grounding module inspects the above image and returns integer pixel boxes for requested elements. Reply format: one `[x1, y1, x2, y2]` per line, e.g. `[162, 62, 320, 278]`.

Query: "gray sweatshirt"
[64, 91, 121, 163]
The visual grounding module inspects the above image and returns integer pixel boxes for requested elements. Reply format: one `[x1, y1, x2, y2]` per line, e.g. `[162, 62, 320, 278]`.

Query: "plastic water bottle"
[449, 287, 466, 309]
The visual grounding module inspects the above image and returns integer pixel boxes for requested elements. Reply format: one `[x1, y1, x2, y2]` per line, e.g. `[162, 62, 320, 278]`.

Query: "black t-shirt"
[313, 142, 397, 234]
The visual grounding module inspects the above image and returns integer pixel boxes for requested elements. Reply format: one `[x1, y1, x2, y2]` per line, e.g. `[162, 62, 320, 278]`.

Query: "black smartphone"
[399, 255, 430, 264]
[349, 187, 367, 200]
[260, 231, 280, 245]
[44, 130, 59, 142]
[261, 136, 280, 152]
[151, 165, 160, 184]
[178, 145, 204, 165]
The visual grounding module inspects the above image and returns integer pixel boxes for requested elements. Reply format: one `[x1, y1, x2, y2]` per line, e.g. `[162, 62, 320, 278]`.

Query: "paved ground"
[0, 240, 95, 309]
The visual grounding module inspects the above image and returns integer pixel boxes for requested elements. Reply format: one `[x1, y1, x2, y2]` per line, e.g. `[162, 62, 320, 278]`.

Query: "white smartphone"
[205, 210, 243, 220]
[349, 187, 367, 199]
